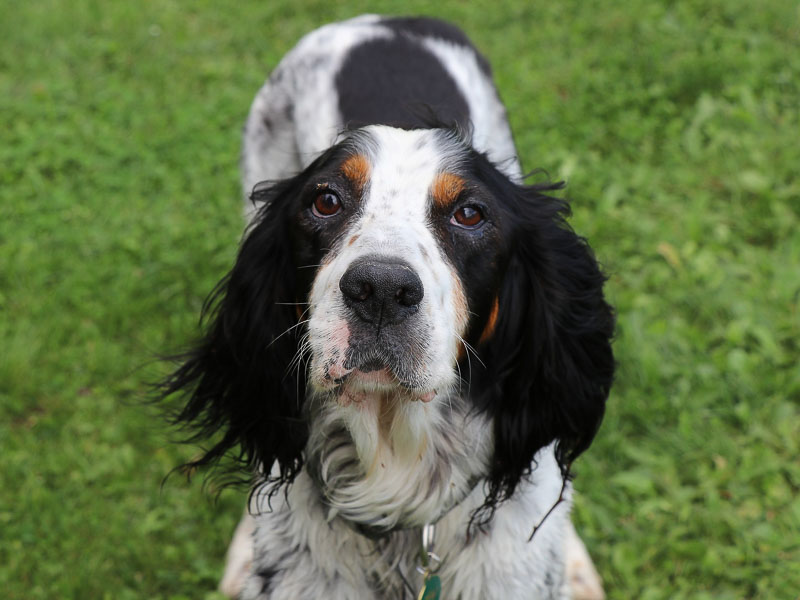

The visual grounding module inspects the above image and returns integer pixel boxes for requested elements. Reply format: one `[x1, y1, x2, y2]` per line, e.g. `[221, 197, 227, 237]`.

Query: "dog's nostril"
[356, 282, 372, 302]
[340, 269, 373, 304]
[396, 284, 423, 307]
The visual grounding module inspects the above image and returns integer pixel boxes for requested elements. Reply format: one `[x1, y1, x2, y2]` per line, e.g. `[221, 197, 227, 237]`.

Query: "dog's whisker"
[454, 333, 481, 397]
[453, 349, 464, 402]
[266, 319, 310, 350]
[286, 335, 311, 376]
[457, 334, 486, 371]
[296, 305, 313, 323]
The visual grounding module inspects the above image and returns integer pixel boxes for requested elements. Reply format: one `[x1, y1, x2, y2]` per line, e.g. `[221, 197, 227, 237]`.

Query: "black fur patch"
[381, 16, 492, 75]
[335, 33, 470, 130]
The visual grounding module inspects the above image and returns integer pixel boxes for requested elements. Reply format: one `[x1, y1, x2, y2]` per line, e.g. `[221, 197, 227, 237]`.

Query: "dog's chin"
[313, 352, 439, 405]
[334, 369, 439, 406]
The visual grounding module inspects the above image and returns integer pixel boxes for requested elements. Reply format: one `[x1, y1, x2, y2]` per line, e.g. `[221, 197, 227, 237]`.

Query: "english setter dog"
[163, 14, 614, 600]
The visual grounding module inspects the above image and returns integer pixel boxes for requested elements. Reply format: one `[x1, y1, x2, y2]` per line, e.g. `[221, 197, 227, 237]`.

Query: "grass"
[1, 1, 798, 598]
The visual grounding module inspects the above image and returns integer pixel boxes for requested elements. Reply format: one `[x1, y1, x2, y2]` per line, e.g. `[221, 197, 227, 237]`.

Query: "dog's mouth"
[322, 351, 437, 404]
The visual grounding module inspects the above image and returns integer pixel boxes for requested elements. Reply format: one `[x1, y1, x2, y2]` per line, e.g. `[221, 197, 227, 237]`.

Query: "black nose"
[339, 257, 424, 326]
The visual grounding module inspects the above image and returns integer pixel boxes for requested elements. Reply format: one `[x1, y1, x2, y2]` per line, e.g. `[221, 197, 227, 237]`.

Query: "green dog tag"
[417, 573, 441, 600]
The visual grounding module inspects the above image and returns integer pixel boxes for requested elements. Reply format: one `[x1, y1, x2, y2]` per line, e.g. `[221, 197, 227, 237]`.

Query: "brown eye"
[312, 191, 342, 217]
[451, 205, 484, 228]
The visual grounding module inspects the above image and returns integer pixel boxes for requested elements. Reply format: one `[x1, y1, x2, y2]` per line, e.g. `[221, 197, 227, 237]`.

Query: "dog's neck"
[304, 390, 493, 533]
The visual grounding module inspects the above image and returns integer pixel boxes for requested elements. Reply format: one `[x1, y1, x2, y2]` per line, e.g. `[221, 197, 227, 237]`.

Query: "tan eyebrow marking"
[479, 297, 500, 345]
[431, 172, 466, 209]
[340, 154, 370, 194]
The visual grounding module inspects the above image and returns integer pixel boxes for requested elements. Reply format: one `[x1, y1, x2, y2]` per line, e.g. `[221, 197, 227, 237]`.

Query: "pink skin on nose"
[321, 320, 353, 384]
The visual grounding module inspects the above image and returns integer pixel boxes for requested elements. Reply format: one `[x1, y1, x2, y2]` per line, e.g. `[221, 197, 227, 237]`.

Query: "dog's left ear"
[474, 177, 615, 508]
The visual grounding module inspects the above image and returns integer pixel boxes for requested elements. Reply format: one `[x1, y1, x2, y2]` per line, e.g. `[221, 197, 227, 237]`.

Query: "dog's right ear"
[160, 174, 310, 488]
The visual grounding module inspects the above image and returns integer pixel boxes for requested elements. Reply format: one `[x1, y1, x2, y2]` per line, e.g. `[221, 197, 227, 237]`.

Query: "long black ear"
[159, 176, 309, 489]
[475, 176, 615, 514]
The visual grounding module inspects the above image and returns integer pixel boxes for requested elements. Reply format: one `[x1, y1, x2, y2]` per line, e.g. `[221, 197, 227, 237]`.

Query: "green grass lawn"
[1, 1, 798, 598]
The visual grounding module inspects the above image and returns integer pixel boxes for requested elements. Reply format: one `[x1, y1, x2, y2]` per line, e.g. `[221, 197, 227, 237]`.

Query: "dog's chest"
[243, 469, 570, 600]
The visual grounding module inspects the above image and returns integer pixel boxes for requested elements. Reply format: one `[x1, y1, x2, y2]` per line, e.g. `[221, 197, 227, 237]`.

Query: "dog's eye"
[312, 191, 342, 218]
[451, 205, 484, 228]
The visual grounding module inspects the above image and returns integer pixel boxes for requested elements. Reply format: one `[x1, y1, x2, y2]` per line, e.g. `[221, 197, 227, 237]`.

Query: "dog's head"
[164, 125, 614, 530]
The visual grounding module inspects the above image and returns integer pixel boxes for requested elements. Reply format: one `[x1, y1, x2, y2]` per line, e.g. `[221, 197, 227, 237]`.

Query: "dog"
[163, 15, 614, 599]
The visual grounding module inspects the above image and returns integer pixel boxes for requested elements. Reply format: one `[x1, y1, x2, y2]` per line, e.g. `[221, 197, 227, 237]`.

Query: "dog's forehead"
[356, 126, 464, 219]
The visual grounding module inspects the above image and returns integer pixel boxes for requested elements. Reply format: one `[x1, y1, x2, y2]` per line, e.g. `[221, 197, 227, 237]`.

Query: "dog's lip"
[322, 353, 437, 402]
[331, 369, 437, 403]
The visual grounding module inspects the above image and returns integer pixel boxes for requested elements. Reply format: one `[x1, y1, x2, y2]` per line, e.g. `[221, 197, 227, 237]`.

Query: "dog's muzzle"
[323, 255, 432, 391]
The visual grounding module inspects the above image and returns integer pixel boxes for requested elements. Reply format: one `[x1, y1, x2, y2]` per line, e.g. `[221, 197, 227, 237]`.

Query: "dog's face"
[298, 127, 502, 405]
[165, 124, 614, 530]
